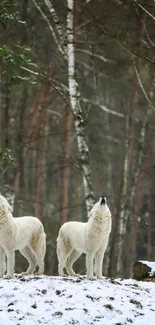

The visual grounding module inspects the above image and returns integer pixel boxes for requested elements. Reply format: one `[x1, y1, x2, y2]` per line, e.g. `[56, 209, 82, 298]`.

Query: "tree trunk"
[115, 13, 146, 277]
[33, 80, 51, 221]
[115, 116, 130, 277]
[147, 210, 152, 261]
[35, 127, 44, 221]
[67, 0, 95, 214]
[33, 0, 95, 214]
[60, 108, 73, 225]
[129, 136, 153, 277]
[128, 71, 154, 277]
[102, 92, 115, 275]
[0, 77, 10, 148]
[14, 86, 28, 216]
[14, 0, 28, 216]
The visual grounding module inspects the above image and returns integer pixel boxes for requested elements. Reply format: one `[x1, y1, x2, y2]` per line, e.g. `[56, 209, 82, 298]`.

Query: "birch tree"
[32, 0, 95, 214]
[66, 0, 95, 213]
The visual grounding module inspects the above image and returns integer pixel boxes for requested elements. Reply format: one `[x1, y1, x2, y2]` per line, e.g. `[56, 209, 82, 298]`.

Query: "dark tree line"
[1, 0, 155, 278]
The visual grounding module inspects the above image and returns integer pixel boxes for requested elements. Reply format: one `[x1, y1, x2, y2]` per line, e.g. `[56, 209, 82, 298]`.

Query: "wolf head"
[100, 196, 107, 205]
[88, 196, 111, 219]
[98, 196, 111, 217]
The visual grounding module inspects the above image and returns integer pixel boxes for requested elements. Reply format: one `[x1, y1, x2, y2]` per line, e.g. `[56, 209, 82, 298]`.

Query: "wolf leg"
[0, 247, 6, 277]
[66, 250, 81, 276]
[20, 246, 36, 274]
[4, 249, 15, 278]
[86, 253, 95, 279]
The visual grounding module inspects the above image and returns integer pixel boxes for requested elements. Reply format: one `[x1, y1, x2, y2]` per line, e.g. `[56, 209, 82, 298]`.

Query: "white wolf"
[0, 194, 46, 278]
[57, 196, 112, 279]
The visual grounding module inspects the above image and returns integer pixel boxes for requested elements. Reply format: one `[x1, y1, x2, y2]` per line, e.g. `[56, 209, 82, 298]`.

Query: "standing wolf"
[0, 194, 46, 278]
[57, 196, 112, 279]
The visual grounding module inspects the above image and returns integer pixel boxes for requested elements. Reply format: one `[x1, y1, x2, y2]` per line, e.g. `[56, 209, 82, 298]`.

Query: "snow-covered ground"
[0, 275, 155, 325]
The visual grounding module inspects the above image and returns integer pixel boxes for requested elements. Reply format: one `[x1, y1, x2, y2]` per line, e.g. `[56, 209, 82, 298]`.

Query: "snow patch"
[0, 275, 155, 324]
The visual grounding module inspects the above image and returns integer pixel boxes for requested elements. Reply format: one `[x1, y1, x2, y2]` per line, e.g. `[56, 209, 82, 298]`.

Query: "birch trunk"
[67, 0, 95, 213]
[102, 92, 114, 275]
[31, 0, 95, 213]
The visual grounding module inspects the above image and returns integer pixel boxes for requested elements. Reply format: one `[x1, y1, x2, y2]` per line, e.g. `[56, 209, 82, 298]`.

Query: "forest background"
[1, 0, 155, 278]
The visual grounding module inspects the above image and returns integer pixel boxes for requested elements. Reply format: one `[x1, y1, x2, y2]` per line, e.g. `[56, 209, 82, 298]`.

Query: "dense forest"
[1, 0, 155, 278]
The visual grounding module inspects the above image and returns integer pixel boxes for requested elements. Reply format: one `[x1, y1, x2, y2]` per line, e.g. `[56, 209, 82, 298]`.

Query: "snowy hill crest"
[0, 275, 155, 325]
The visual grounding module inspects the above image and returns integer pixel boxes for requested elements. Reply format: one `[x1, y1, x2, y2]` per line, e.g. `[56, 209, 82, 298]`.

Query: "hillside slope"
[0, 275, 155, 325]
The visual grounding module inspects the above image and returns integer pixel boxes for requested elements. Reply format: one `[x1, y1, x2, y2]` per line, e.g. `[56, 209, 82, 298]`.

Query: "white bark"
[43, 0, 63, 43]
[31, 0, 65, 56]
[67, 0, 95, 213]
[31, 0, 95, 213]
[102, 111, 114, 274]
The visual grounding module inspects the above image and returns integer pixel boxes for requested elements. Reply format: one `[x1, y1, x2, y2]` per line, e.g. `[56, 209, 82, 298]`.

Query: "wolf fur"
[0, 194, 46, 278]
[57, 196, 112, 279]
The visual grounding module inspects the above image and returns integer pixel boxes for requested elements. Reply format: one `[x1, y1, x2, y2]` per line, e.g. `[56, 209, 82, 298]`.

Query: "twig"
[134, 60, 155, 111]
[43, 0, 64, 43]
[31, 0, 65, 56]
[20, 65, 71, 109]
[134, 1, 155, 22]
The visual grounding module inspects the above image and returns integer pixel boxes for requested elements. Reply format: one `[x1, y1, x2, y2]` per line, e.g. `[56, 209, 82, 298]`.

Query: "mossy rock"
[133, 262, 151, 281]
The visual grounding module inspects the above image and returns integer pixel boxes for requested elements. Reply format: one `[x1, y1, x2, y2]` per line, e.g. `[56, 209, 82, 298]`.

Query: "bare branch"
[134, 1, 155, 22]
[82, 98, 125, 118]
[43, 0, 64, 43]
[134, 61, 155, 111]
[143, 22, 155, 48]
[76, 48, 114, 63]
[77, 19, 92, 31]
[20, 65, 71, 109]
[31, 0, 65, 56]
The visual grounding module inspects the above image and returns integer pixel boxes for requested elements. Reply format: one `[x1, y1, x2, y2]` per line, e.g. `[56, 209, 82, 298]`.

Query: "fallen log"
[133, 261, 155, 281]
